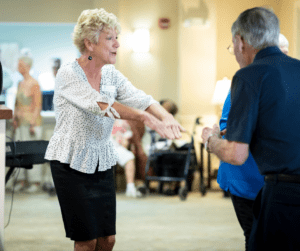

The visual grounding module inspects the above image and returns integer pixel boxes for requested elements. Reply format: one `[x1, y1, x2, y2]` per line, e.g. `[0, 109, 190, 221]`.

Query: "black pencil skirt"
[50, 160, 116, 241]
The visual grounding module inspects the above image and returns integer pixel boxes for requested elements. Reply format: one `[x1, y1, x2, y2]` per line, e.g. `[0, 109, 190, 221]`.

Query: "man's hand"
[220, 129, 227, 136]
[201, 124, 220, 143]
[201, 127, 213, 143]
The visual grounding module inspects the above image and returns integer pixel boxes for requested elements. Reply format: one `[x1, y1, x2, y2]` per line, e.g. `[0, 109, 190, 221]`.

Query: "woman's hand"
[161, 113, 186, 139]
[144, 103, 185, 139]
[142, 112, 171, 139]
[141, 112, 185, 140]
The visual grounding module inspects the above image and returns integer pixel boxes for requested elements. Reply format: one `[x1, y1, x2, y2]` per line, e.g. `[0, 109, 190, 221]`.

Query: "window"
[0, 22, 79, 111]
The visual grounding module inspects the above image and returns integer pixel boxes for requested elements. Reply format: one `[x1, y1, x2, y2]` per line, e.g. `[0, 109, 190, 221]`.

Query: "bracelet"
[205, 133, 219, 152]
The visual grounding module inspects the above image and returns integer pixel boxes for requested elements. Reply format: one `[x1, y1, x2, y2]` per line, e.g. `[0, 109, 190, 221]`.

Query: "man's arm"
[202, 124, 249, 166]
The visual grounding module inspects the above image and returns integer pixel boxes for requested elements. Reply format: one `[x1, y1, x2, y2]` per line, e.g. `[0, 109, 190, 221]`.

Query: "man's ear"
[235, 35, 244, 53]
[84, 38, 94, 52]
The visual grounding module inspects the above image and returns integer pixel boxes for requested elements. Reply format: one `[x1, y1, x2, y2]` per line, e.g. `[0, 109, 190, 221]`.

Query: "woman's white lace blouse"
[45, 61, 158, 173]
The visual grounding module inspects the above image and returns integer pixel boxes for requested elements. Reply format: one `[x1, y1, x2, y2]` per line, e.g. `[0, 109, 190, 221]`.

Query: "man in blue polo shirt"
[217, 33, 289, 251]
[202, 7, 300, 251]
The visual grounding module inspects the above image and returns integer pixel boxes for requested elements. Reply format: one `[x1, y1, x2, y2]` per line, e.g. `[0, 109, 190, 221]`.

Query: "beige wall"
[179, 0, 217, 132]
[117, 0, 179, 104]
[279, 0, 300, 59]
[0, 0, 92, 22]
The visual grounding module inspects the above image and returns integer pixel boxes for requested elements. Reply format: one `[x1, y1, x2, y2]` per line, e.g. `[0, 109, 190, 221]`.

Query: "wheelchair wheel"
[179, 186, 188, 201]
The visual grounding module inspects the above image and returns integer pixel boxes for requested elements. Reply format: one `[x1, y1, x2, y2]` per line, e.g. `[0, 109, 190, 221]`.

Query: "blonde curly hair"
[73, 8, 121, 54]
[19, 56, 33, 68]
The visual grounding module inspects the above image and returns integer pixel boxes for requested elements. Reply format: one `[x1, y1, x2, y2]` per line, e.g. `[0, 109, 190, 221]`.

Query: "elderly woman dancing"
[45, 8, 184, 251]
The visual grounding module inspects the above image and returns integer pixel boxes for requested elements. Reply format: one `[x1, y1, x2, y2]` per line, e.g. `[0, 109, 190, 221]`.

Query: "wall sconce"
[132, 28, 150, 53]
[211, 77, 231, 105]
[182, 0, 210, 28]
[211, 77, 231, 119]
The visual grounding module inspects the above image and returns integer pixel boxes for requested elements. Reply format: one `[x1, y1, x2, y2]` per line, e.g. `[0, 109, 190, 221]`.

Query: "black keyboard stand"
[5, 140, 49, 185]
[5, 167, 15, 184]
[5, 165, 33, 184]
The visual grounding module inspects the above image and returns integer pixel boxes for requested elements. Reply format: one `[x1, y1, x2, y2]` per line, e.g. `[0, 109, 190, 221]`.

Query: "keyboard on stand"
[5, 140, 49, 184]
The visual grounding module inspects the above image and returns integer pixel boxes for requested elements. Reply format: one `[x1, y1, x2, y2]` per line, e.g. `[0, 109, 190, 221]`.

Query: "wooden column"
[0, 105, 13, 251]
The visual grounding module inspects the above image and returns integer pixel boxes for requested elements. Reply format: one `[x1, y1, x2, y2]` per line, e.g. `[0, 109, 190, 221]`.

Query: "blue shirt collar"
[254, 46, 282, 61]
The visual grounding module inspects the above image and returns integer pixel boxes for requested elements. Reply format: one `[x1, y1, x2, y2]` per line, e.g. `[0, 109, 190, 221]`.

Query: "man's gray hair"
[231, 7, 280, 50]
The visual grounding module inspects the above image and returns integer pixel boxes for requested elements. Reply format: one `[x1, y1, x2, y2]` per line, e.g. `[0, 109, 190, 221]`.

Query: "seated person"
[129, 99, 184, 195]
[127, 99, 179, 179]
[158, 100, 182, 195]
[111, 119, 141, 197]
[159, 99, 178, 117]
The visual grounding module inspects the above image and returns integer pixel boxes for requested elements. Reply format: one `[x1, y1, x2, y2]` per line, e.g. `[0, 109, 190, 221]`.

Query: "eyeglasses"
[227, 44, 234, 55]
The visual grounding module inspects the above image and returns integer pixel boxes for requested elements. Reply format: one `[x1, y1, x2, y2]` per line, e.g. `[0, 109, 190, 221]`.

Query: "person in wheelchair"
[148, 99, 194, 196]
[158, 100, 182, 195]
[111, 119, 142, 197]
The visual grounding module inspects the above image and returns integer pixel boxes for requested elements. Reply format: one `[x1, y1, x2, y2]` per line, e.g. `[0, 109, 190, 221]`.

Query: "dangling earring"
[88, 55, 92, 60]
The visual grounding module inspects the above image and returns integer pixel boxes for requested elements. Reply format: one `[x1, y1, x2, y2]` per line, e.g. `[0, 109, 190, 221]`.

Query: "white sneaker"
[126, 187, 142, 198]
